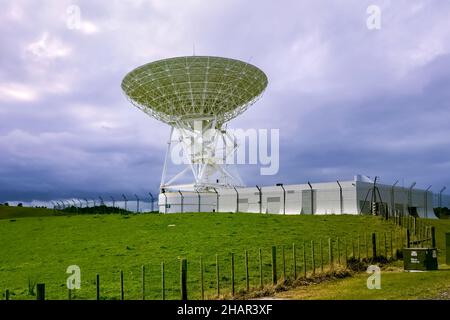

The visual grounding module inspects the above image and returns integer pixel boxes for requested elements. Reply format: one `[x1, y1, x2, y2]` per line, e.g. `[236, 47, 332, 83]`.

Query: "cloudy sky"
[1, 0, 450, 202]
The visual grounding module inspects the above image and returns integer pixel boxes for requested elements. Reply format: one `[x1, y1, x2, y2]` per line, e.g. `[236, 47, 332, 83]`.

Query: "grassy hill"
[0, 206, 449, 300]
[0, 205, 58, 220]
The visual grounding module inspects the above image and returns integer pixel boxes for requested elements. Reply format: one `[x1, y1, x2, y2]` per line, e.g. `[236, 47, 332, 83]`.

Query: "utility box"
[403, 248, 438, 271]
[446, 233, 450, 265]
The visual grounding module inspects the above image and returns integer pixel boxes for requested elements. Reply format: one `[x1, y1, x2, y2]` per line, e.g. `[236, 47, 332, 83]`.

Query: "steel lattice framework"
[121, 56, 268, 191]
[121, 56, 268, 126]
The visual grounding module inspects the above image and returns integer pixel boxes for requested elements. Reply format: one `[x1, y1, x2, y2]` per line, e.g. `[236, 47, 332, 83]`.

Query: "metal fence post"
[372, 233, 377, 258]
[36, 283, 45, 301]
[180, 259, 187, 300]
[231, 253, 235, 295]
[271, 246, 277, 285]
[96, 274, 100, 300]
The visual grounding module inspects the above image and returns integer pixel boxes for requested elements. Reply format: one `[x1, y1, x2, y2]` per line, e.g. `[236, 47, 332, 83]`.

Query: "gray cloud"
[0, 0, 449, 201]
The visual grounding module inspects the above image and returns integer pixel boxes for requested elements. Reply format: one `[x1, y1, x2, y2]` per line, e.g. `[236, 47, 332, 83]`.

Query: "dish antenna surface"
[122, 56, 268, 191]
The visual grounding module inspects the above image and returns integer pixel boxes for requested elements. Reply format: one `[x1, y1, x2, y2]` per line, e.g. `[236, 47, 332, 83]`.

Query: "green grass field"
[0, 206, 449, 300]
[0, 205, 61, 220]
[275, 265, 450, 300]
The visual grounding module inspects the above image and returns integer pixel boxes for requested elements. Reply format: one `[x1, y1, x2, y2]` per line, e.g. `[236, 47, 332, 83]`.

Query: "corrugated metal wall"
[158, 179, 442, 218]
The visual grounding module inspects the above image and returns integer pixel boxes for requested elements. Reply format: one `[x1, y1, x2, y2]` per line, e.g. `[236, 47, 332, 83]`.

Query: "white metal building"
[158, 175, 450, 218]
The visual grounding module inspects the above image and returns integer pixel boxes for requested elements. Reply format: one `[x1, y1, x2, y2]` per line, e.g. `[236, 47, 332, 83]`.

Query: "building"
[158, 175, 450, 217]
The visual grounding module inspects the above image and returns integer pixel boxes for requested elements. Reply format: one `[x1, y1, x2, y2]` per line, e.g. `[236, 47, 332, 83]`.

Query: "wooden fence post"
[180, 258, 188, 300]
[311, 240, 316, 275]
[282, 246, 286, 281]
[337, 238, 341, 265]
[292, 243, 297, 279]
[329, 238, 333, 270]
[161, 262, 165, 300]
[401, 228, 405, 249]
[231, 253, 235, 295]
[372, 233, 377, 258]
[200, 257, 204, 299]
[271, 246, 277, 285]
[215, 255, 220, 297]
[5, 289, 9, 301]
[36, 283, 45, 301]
[96, 274, 100, 300]
[328, 238, 334, 270]
[390, 231, 394, 259]
[303, 241, 307, 278]
[406, 229, 411, 248]
[245, 250, 249, 292]
[357, 235, 361, 261]
[120, 270, 124, 300]
[142, 265, 145, 300]
[259, 249, 263, 288]
[431, 226, 436, 248]
[320, 239, 323, 273]
[384, 233, 388, 258]
[344, 239, 348, 268]
[365, 233, 368, 259]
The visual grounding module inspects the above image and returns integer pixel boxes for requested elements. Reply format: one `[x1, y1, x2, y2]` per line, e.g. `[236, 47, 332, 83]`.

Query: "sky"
[1, 0, 450, 202]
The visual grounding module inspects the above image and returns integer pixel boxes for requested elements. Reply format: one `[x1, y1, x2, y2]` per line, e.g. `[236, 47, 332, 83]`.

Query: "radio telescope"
[122, 56, 268, 191]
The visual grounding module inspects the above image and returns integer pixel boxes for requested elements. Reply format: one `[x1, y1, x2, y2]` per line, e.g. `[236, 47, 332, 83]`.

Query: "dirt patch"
[224, 268, 353, 300]
[423, 287, 450, 300]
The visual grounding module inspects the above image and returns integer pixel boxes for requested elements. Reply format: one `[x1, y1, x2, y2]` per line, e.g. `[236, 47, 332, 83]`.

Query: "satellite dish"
[122, 56, 268, 191]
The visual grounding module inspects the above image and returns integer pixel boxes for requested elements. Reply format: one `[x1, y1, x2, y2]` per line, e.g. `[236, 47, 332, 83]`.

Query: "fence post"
[216, 255, 220, 297]
[180, 258, 188, 300]
[200, 257, 204, 300]
[5, 289, 9, 301]
[142, 265, 146, 300]
[271, 246, 277, 285]
[303, 241, 307, 278]
[351, 238, 355, 258]
[96, 274, 100, 300]
[259, 249, 263, 288]
[311, 240, 316, 275]
[231, 253, 235, 295]
[245, 250, 249, 292]
[161, 262, 165, 300]
[431, 226, 436, 248]
[357, 235, 361, 261]
[319, 239, 323, 273]
[344, 238, 348, 268]
[292, 243, 297, 279]
[282, 246, 286, 281]
[120, 270, 124, 300]
[365, 233, 368, 259]
[390, 231, 394, 259]
[36, 283, 45, 301]
[406, 229, 411, 248]
[401, 228, 405, 249]
[384, 233, 388, 258]
[328, 238, 333, 271]
[337, 238, 341, 265]
[372, 233, 377, 258]
[68, 288, 72, 300]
